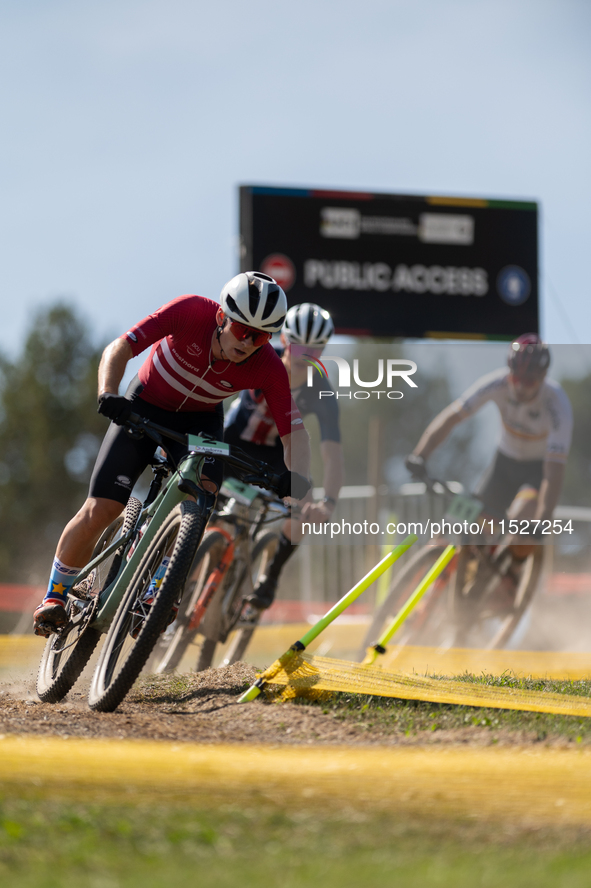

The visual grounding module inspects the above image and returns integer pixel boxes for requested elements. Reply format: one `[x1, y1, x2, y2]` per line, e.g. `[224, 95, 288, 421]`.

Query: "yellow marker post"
[363, 545, 456, 665]
[375, 512, 398, 607]
[239, 534, 418, 703]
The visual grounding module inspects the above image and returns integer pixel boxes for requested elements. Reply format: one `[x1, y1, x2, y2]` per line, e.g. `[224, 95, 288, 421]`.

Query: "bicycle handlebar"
[423, 475, 457, 497]
[126, 412, 311, 501]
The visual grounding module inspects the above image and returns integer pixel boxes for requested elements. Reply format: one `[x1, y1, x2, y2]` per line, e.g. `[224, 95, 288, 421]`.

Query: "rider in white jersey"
[456, 366, 572, 464]
[406, 335, 572, 542]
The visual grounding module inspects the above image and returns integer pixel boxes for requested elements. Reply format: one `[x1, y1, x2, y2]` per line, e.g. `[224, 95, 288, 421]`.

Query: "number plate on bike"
[220, 477, 259, 505]
[445, 494, 483, 524]
[187, 435, 230, 455]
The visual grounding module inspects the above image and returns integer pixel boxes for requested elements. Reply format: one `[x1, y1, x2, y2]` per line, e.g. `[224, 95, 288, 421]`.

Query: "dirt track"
[1, 662, 587, 749]
[1, 663, 360, 746]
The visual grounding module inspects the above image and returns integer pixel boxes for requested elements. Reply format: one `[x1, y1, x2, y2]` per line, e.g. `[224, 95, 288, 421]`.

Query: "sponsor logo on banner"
[319, 209, 474, 245]
[320, 208, 361, 239]
[497, 265, 531, 305]
[260, 254, 296, 291]
[418, 213, 474, 245]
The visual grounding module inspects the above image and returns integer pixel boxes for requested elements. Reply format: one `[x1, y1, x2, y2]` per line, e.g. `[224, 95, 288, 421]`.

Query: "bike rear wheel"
[88, 500, 204, 711]
[152, 530, 229, 674]
[221, 531, 279, 666]
[359, 545, 451, 659]
[36, 497, 142, 704]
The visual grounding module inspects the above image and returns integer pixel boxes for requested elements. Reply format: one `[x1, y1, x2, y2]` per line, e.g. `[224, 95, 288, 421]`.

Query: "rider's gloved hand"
[276, 471, 312, 500]
[405, 453, 428, 481]
[97, 393, 133, 426]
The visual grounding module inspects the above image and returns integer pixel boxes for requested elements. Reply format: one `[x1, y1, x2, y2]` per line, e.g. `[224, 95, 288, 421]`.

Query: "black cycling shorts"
[474, 451, 544, 518]
[89, 377, 224, 505]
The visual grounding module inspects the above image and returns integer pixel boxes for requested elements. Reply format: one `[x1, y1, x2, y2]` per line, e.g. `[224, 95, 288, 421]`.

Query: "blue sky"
[1, 0, 589, 356]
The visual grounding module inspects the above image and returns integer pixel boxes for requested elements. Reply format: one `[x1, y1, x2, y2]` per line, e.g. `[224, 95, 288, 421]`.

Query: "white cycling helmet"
[283, 303, 334, 346]
[220, 271, 287, 333]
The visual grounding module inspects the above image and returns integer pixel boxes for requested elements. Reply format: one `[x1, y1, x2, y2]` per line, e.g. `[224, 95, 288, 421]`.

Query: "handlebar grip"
[274, 471, 311, 500]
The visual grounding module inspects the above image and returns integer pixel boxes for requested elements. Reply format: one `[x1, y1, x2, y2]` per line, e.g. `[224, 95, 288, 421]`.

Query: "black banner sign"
[239, 185, 538, 339]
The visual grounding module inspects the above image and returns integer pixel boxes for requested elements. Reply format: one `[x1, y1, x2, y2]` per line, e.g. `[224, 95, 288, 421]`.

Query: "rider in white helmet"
[224, 302, 343, 610]
[283, 302, 335, 348]
[34, 273, 311, 637]
[220, 272, 288, 338]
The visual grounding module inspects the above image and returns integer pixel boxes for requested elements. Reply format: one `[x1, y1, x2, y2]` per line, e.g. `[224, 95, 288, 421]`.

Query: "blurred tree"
[0, 303, 106, 584]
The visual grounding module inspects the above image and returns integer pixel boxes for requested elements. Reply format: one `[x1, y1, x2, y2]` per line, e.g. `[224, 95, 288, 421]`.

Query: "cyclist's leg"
[242, 529, 296, 610]
[473, 452, 544, 561]
[505, 461, 544, 559]
[233, 440, 297, 610]
[34, 418, 158, 635]
[473, 451, 517, 530]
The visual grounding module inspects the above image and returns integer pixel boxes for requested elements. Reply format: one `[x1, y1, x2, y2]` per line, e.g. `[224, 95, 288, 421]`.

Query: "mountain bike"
[361, 475, 545, 654]
[150, 479, 293, 674]
[36, 413, 309, 712]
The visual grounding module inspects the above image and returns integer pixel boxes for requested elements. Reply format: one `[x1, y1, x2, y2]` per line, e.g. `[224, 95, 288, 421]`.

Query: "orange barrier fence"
[0, 585, 43, 613]
[0, 572, 589, 617]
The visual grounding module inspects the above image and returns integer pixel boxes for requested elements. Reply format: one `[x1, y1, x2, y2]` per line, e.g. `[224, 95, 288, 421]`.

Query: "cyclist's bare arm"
[298, 440, 343, 525]
[52, 338, 136, 569]
[320, 440, 344, 503]
[98, 338, 133, 396]
[280, 427, 311, 478]
[412, 403, 465, 459]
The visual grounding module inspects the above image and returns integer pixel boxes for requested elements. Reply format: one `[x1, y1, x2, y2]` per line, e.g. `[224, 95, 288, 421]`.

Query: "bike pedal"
[35, 620, 61, 637]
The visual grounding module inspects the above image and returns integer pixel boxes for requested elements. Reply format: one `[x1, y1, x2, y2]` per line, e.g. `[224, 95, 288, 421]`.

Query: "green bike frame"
[75, 442, 218, 634]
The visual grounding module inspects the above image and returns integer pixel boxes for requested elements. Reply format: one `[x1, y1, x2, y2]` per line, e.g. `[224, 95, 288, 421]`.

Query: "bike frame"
[62, 406, 301, 640]
[187, 527, 235, 632]
[77, 448, 216, 634]
[180, 485, 291, 639]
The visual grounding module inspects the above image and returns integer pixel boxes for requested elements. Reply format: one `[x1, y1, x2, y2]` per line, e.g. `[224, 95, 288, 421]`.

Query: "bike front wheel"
[88, 500, 204, 712]
[152, 529, 229, 675]
[452, 546, 545, 650]
[36, 497, 142, 704]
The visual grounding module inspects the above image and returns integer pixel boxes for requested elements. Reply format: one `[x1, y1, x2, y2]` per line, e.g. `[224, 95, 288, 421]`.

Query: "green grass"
[2, 792, 591, 888]
[294, 673, 591, 742]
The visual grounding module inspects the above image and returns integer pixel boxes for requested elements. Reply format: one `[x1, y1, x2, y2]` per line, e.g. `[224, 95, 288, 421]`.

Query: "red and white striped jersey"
[120, 295, 303, 438]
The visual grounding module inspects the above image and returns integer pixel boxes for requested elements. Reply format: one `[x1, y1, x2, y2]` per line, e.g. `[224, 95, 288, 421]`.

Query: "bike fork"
[188, 534, 235, 632]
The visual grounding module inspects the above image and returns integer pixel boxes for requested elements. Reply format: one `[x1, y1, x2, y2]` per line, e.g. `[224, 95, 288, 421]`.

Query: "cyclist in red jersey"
[33, 272, 311, 636]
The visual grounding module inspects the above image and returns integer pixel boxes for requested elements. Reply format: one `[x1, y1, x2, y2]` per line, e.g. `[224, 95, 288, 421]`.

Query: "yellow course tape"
[381, 645, 591, 681]
[1, 736, 591, 825]
[263, 653, 591, 716]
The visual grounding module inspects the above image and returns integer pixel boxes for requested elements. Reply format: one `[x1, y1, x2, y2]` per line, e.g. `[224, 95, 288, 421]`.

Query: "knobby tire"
[88, 500, 205, 712]
[36, 497, 142, 704]
[451, 545, 545, 649]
